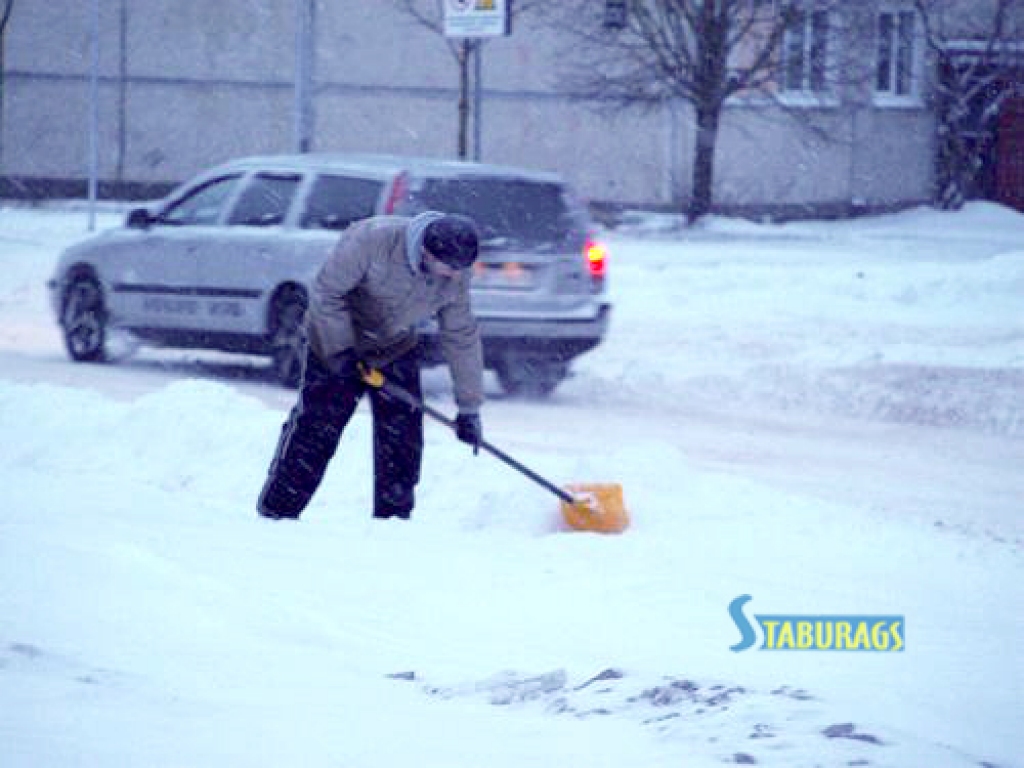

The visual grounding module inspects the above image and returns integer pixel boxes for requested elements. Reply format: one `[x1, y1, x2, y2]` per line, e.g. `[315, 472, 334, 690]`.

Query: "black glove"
[454, 413, 483, 454]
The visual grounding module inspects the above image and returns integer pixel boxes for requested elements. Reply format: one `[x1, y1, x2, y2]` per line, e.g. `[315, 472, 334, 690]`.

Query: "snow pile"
[580, 205, 1024, 437]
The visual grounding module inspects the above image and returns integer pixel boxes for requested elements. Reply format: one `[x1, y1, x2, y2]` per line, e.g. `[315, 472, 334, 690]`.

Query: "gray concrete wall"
[714, 104, 933, 211]
[717, 106, 857, 209]
[849, 108, 936, 206]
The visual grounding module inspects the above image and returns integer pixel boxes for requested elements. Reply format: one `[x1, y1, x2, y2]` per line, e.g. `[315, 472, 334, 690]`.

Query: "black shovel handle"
[372, 375, 576, 505]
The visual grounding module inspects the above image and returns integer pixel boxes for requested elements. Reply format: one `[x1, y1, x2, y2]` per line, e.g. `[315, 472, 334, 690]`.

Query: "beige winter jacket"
[306, 214, 484, 413]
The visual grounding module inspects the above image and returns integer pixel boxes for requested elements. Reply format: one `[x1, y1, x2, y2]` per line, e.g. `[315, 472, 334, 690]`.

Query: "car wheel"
[269, 287, 308, 388]
[61, 276, 107, 362]
[495, 357, 567, 398]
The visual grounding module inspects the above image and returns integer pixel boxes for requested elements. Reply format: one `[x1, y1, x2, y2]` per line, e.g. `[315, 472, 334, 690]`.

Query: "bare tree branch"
[0, 0, 13, 34]
[540, 0, 848, 221]
[393, 0, 463, 63]
[915, 0, 1024, 208]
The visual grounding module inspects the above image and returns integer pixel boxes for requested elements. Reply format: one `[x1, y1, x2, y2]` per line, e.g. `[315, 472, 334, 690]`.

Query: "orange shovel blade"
[561, 483, 629, 534]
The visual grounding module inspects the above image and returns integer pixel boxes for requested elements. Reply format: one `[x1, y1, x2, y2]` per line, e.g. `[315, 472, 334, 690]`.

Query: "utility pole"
[294, 0, 315, 153]
[87, 0, 100, 231]
[473, 40, 482, 161]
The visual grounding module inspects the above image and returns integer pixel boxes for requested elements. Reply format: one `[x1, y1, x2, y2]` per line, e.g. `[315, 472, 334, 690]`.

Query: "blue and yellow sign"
[729, 595, 905, 652]
[444, 0, 510, 37]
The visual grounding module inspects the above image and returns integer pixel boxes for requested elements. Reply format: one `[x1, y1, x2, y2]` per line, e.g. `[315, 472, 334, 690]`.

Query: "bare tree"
[916, 0, 1024, 209]
[539, 1, 859, 223]
[391, 0, 539, 159]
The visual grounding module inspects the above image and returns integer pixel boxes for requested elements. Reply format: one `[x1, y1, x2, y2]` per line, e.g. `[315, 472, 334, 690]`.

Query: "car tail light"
[584, 236, 608, 283]
[383, 171, 410, 214]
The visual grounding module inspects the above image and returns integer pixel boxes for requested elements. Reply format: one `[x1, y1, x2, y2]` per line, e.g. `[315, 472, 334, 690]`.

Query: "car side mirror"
[126, 207, 153, 229]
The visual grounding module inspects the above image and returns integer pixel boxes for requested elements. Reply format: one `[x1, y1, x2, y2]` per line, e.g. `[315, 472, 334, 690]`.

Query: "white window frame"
[874, 4, 924, 107]
[772, 3, 839, 107]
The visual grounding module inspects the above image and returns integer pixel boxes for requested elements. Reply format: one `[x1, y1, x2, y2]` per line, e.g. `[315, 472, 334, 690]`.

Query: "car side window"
[301, 174, 384, 231]
[161, 176, 241, 226]
[227, 173, 302, 226]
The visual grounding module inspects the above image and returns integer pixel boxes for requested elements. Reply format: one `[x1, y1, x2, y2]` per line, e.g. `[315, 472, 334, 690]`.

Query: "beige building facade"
[0, 1, 1016, 216]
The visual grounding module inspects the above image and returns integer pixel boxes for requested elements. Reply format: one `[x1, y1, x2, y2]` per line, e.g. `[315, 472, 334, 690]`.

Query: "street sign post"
[443, 1, 512, 161]
[443, 0, 511, 38]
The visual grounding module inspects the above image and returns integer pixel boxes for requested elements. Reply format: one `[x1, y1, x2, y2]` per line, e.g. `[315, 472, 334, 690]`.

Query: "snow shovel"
[361, 367, 629, 533]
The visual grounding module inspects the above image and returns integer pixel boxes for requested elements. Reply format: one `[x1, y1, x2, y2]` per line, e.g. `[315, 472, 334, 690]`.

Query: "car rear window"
[395, 178, 582, 247]
[302, 174, 384, 231]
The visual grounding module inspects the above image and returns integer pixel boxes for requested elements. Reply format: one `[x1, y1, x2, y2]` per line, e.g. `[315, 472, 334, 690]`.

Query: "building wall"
[850, 108, 937, 206]
[717, 106, 857, 211]
[1, 0, 938, 214]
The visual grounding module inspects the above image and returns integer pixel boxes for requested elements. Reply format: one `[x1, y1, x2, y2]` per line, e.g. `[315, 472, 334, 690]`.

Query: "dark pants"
[258, 347, 424, 520]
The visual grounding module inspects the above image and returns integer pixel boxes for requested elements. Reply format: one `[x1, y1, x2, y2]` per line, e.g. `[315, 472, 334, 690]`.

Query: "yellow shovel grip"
[359, 364, 385, 388]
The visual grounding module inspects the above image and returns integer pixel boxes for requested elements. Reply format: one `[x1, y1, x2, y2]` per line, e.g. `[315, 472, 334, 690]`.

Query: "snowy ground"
[1, 201, 1021, 767]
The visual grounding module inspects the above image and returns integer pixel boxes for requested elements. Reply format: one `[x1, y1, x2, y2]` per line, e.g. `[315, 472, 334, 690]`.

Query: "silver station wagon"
[48, 154, 612, 396]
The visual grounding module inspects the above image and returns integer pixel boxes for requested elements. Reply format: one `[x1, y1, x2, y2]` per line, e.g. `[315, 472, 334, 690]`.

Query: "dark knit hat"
[423, 214, 479, 269]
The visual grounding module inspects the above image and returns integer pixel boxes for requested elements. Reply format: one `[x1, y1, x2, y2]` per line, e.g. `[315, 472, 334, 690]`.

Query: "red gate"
[995, 95, 1024, 212]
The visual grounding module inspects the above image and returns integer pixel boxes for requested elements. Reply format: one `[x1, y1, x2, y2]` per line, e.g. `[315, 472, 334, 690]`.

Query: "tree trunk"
[933, 54, 966, 210]
[688, 104, 721, 223]
[936, 127, 968, 210]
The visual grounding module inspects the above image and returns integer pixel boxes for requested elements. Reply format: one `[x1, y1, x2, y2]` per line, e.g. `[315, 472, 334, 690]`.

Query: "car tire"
[61, 275, 108, 362]
[495, 357, 567, 398]
[269, 287, 308, 388]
